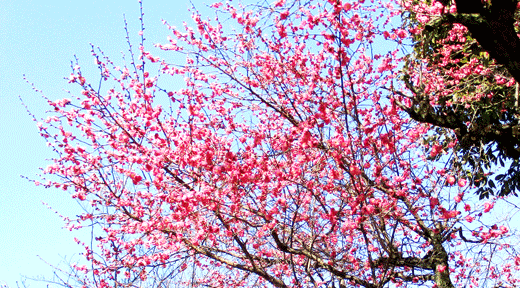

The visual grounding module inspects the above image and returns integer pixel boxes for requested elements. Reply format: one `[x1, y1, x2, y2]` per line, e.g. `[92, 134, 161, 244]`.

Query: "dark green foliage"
[400, 0, 520, 198]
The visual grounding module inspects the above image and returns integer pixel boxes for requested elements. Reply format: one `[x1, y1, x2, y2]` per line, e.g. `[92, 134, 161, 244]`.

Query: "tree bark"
[449, 0, 520, 84]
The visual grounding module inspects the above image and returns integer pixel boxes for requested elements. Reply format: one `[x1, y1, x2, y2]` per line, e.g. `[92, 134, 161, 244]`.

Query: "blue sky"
[0, 1, 205, 287]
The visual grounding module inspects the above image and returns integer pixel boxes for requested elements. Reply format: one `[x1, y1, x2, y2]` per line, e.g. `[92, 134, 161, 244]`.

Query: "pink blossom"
[446, 175, 456, 185]
[430, 143, 443, 158]
[441, 209, 460, 219]
[454, 194, 462, 203]
[280, 10, 290, 20]
[429, 197, 439, 209]
[483, 202, 494, 213]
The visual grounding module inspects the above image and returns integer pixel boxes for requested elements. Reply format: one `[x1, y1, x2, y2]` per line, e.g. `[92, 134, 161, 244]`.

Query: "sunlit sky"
[0, 1, 205, 287]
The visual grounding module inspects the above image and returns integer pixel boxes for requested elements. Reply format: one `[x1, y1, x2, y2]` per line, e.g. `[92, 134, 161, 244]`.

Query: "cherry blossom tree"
[32, 0, 520, 287]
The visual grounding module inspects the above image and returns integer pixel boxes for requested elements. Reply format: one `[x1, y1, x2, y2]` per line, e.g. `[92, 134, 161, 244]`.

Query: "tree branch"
[440, 1, 520, 84]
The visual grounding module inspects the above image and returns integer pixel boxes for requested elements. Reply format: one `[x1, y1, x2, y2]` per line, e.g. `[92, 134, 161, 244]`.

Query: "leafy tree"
[32, 0, 520, 287]
[398, 0, 520, 198]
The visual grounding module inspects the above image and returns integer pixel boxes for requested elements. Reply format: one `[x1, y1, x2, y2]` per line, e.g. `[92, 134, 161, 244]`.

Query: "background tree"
[32, 0, 520, 287]
[398, 0, 520, 198]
